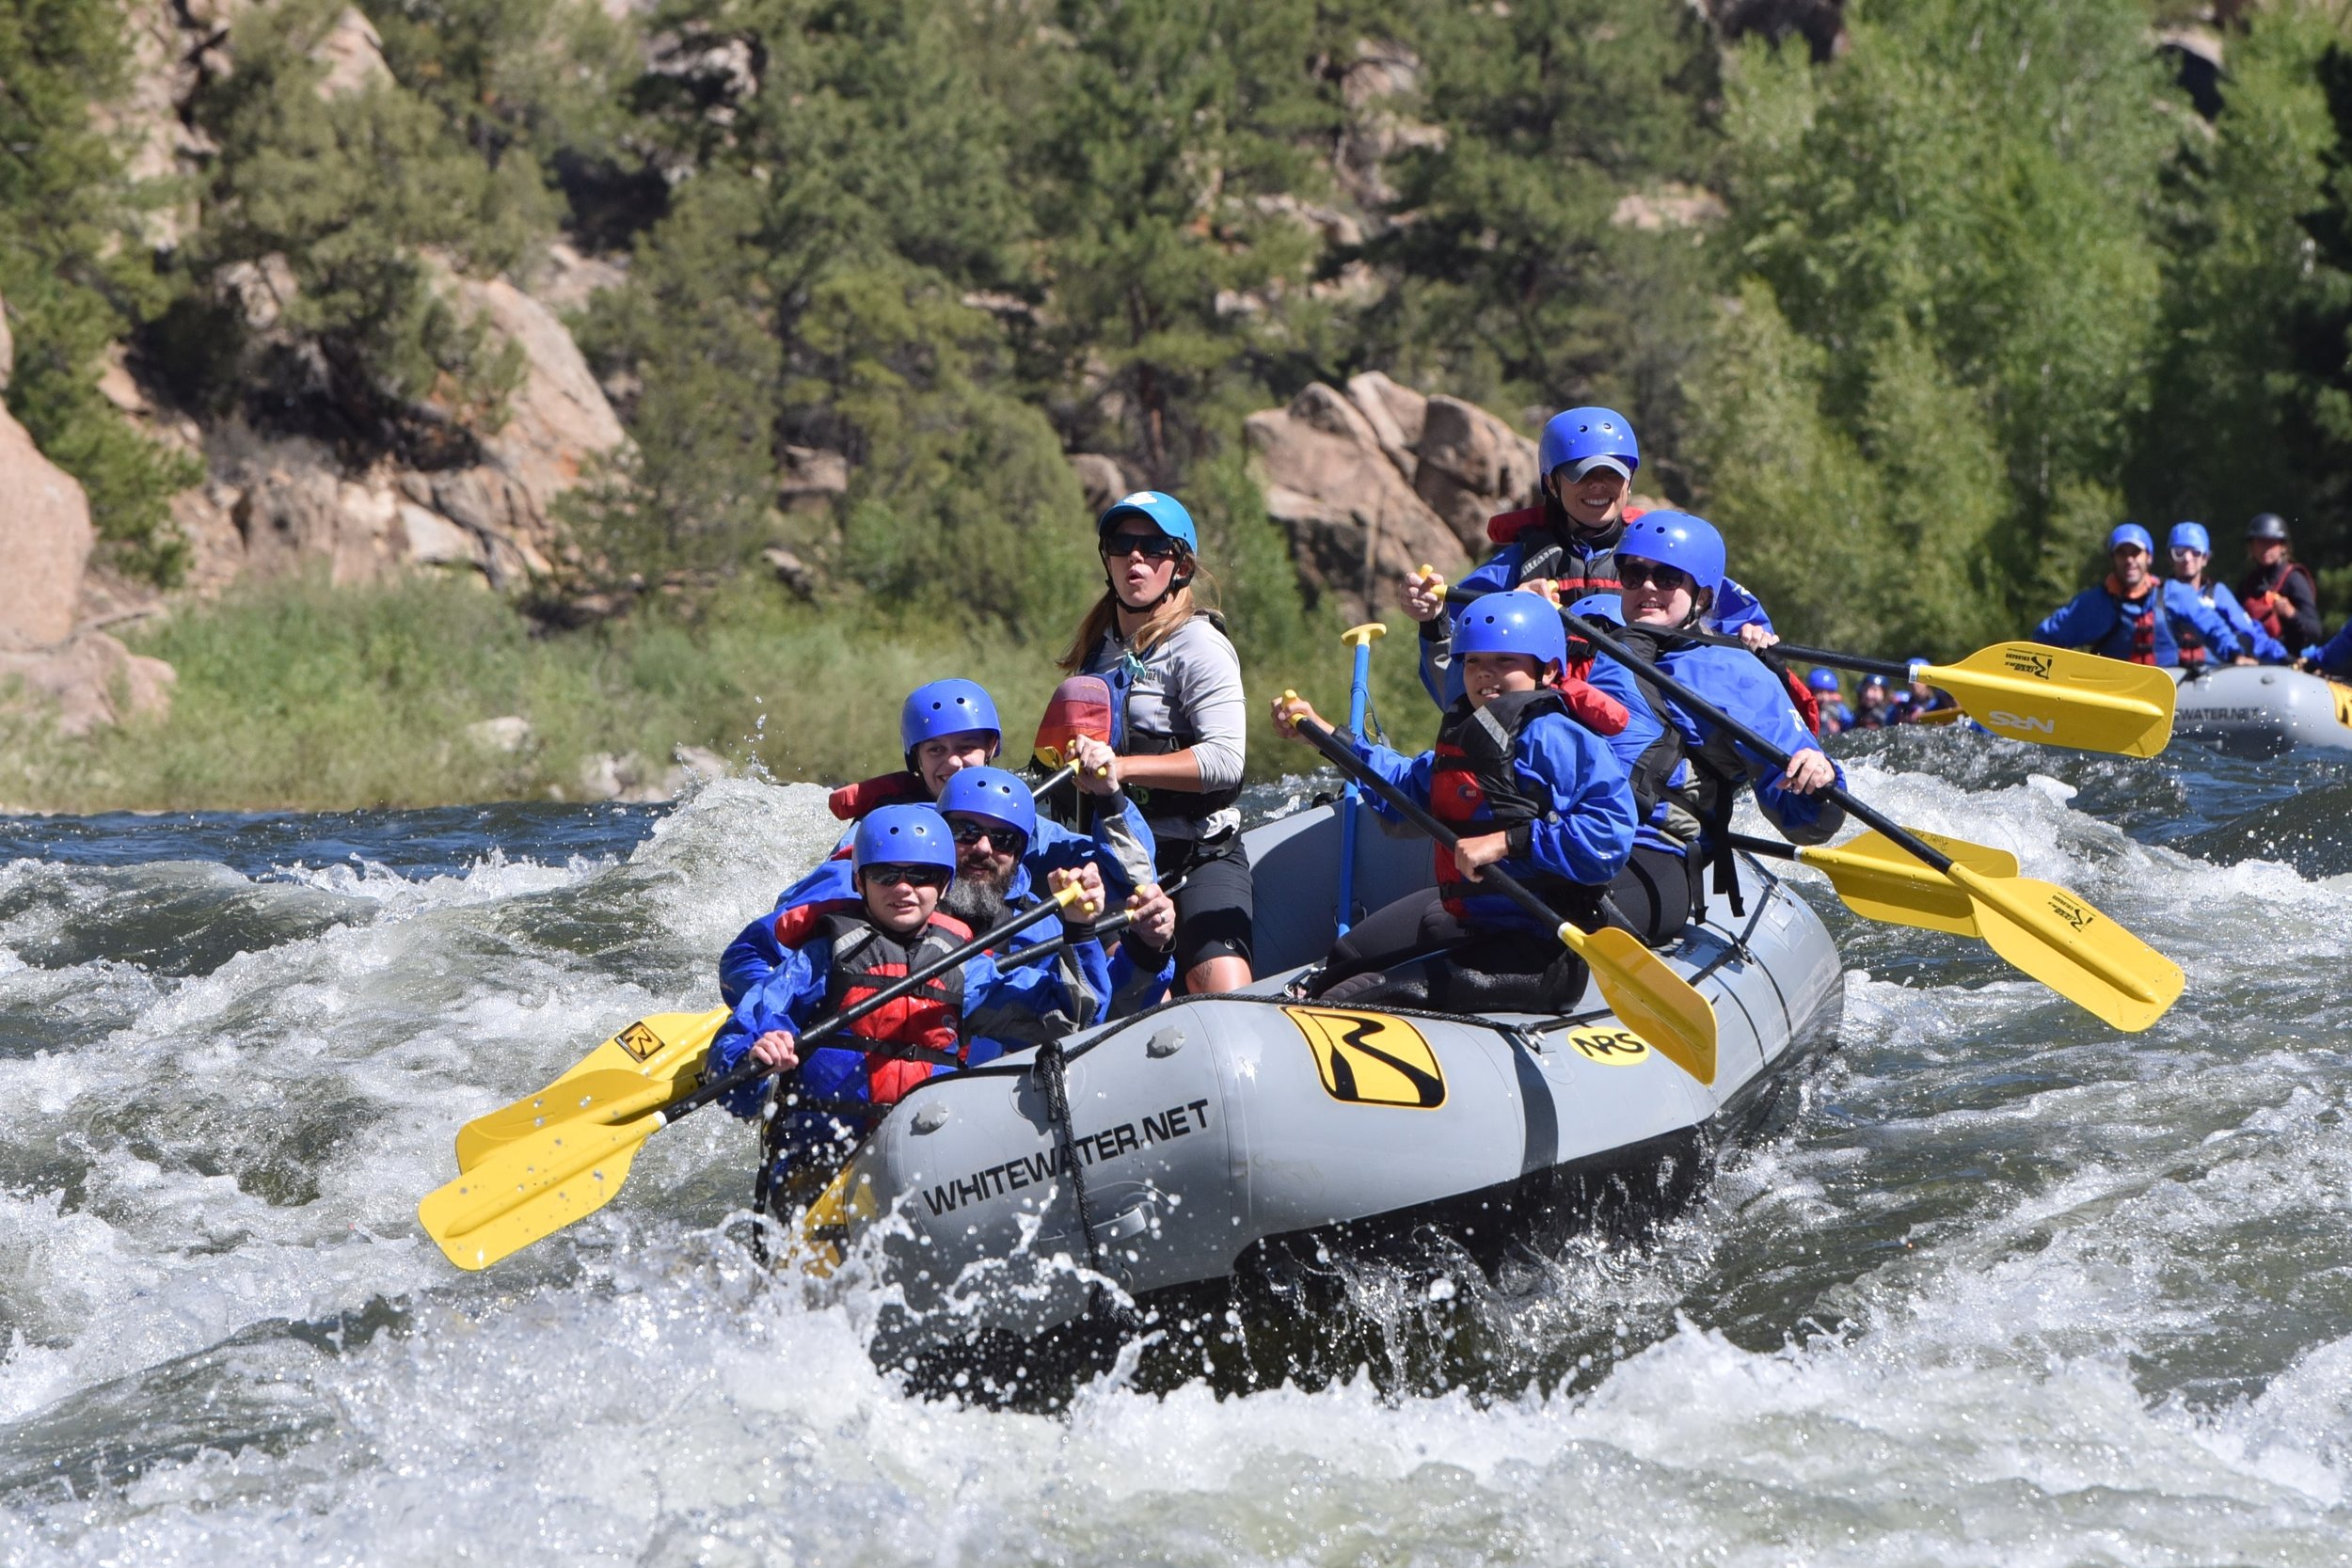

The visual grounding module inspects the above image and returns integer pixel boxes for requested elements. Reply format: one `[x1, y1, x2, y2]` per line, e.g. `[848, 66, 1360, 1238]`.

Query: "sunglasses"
[862, 864, 949, 890]
[947, 818, 1028, 855]
[1101, 531, 1184, 561]
[1617, 560, 1693, 592]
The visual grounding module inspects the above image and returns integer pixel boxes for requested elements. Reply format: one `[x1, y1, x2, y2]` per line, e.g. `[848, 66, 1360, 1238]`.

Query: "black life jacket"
[1428, 689, 1603, 927]
[1486, 504, 1624, 599]
[1106, 610, 1243, 842]
[770, 900, 974, 1105]
[1614, 626, 1752, 921]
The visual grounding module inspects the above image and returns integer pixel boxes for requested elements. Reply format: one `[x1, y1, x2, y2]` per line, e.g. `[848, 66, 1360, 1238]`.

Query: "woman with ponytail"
[1060, 491, 1253, 995]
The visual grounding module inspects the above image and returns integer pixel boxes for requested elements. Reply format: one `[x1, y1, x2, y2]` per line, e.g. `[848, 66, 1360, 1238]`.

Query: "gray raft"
[807, 803, 1844, 1348]
[2172, 665, 2352, 754]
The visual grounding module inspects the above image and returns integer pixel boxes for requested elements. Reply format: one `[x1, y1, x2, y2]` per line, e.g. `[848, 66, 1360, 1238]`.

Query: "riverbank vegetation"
[9, 0, 2352, 810]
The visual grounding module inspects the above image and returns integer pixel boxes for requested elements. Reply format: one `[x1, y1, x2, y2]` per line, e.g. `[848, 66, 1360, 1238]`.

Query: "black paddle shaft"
[1292, 714, 1571, 938]
[656, 897, 1137, 1127]
[1675, 627, 1915, 681]
[1560, 612, 1962, 879]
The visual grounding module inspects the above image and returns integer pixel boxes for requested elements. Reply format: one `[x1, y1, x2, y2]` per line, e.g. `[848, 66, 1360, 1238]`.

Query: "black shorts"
[1159, 837, 1253, 975]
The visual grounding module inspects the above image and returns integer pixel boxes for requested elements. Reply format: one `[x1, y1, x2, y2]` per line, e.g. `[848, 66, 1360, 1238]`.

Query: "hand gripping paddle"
[1283, 697, 1719, 1086]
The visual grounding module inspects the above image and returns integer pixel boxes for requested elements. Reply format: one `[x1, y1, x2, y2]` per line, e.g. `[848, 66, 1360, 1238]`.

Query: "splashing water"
[2, 735, 2350, 1564]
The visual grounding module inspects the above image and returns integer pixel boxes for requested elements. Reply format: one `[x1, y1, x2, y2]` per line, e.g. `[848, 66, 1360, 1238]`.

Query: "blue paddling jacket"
[1642, 638, 1849, 847]
[2307, 622, 2352, 678]
[2033, 576, 2242, 667]
[721, 806, 1152, 1006]
[2186, 579, 2289, 663]
[707, 905, 1100, 1158]
[1343, 690, 1637, 934]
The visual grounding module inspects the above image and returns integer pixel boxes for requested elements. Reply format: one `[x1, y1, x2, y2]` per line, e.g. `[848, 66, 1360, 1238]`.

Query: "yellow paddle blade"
[1905, 705, 1966, 727]
[1798, 828, 2020, 937]
[1947, 866, 2185, 1033]
[421, 1113, 665, 1271]
[1931, 644, 2176, 758]
[455, 1008, 724, 1171]
[1557, 923, 1718, 1086]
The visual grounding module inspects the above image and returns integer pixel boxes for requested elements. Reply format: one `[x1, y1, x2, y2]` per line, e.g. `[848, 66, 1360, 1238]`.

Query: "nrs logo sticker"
[1564, 1028, 1652, 1066]
[1283, 1006, 1446, 1108]
[616, 1021, 663, 1062]
[1986, 710, 2057, 736]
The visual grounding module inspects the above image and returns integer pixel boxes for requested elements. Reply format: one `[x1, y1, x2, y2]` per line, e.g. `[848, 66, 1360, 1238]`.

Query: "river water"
[1, 725, 2349, 1565]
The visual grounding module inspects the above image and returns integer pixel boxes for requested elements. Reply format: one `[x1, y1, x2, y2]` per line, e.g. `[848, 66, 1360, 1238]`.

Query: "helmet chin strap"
[1104, 560, 1194, 614]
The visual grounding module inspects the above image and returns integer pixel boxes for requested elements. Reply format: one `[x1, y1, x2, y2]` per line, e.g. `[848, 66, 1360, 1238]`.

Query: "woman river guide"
[1060, 491, 1254, 995]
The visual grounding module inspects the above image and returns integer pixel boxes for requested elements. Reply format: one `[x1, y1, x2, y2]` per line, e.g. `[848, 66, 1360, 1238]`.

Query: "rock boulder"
[1246, 380, 1549, 620]
[0, 404, 95, 652]
[1245, 383, 1468, 622]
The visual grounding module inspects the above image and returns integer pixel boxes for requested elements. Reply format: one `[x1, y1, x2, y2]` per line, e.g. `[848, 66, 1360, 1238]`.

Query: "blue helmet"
[1097, 490, 1200, 554]
[1806, 668, 1843, 693]
[1617, 510, 1726, 601]
[2168, 521, 2211, 555]
[1564, 592, 1624, 626]
[1537, 407, 1640, 482]
[2108, 523, 2154, 556]
[1454, 592, 1567, 669]
[934, 765, 1037, 844]
[852, 804, 958, 881]
[900, 679, 1001, 762]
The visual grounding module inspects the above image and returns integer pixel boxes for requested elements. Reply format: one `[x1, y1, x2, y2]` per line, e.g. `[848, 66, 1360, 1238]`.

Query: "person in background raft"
[1605, 512, 1848, 920]
[1852, 673, 1897, 729]
[719, 678, 1167, 1007]
[1399, 406, 1781, 708]
[709, 805, 1104, 1205]
[1808, 669, 1853, 736]
[2168, 522, 2283, 665]
[1897, 662, 1959, 723]
[2031, 523, 2244, 667]
[1059, 491, 1254, 996]
[2238, 514, 2327, 654]
[1269, 593, 1636, 1011]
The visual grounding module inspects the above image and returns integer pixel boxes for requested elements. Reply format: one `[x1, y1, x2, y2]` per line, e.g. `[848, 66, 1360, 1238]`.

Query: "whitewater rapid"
[2, 731, 2349, 1564]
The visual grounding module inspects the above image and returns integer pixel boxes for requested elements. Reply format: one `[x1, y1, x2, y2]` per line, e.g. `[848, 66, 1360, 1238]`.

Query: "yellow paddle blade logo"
[2002, 648, 2056, 680]
[616, 1022, 663, 1063]
[1283, 1006, 1445, 1109]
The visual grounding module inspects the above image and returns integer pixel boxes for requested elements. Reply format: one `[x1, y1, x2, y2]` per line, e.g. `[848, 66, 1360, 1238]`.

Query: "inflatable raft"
[2173, 665, 2352, 754]
[799, 800, 1844, 1368]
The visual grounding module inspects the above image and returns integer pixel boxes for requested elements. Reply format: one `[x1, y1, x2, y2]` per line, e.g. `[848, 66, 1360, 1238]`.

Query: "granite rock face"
[1247, 375, 1541, 622]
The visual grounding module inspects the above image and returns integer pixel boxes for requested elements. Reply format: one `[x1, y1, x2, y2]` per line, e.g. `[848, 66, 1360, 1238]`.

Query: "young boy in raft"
[1270, 592, 1638, 1012]
[718, 676, 1169, 1006]
[709, 804, 1105, 1201]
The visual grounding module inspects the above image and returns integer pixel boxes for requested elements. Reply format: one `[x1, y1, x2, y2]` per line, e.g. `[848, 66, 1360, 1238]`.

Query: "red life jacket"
[770, 899, 976, 1106]
[826, 771, 926, 822]
[1484, 507, 1645, 601]
[1786, 669, 1823, 734]
[2106, 572, 2162, 665]
[2240, 561, 2317, 642]
[1427, 689, 1599, 922]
